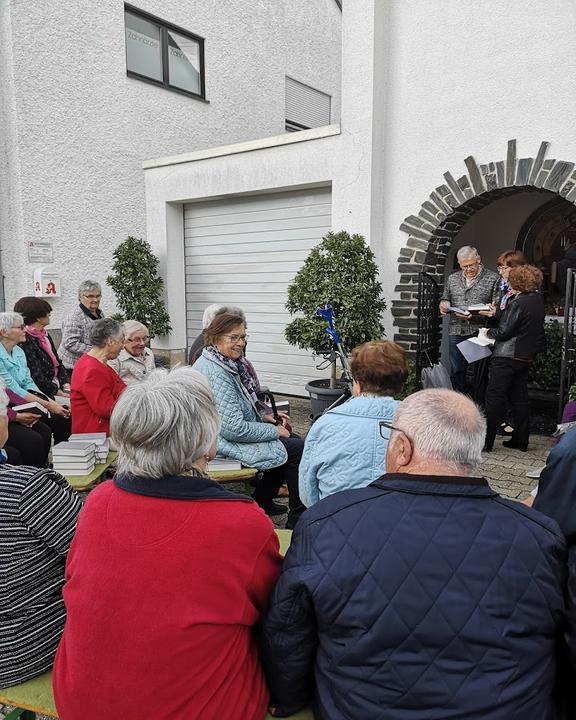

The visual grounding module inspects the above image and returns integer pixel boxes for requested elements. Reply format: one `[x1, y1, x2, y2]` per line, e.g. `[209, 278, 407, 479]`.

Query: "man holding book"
[439, 246, 499, 393]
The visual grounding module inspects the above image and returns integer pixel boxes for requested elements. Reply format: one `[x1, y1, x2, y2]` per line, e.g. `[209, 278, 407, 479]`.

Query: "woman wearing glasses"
[194, 313, 304, 527]
[59, 280, 104, 372]
[299, 340, 408, 507]
[108, 320, 156, 385]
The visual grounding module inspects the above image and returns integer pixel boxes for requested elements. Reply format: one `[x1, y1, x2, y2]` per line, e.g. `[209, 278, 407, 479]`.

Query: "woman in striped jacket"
[0, 383, 82, 687]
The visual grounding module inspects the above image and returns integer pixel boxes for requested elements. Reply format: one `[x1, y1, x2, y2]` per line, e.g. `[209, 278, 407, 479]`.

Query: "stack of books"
[68, 433, 110, 463]
[52, 441, 96, 476]
[208, 457, 242, 471]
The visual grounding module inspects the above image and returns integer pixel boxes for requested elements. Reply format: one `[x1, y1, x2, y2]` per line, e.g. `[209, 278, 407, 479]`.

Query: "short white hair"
[393, 389, 486, 473]
[202, 304, 245, 329]
[456, 246, 480, 262]
[0, 312, 23, 334]
[78, 280, 101, 299]
[111, 366, 219, 478]
[123, 320, 148, 338]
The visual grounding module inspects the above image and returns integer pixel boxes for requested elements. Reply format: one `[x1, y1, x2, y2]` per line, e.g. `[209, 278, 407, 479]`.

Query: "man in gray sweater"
[439, 246, 499, 393]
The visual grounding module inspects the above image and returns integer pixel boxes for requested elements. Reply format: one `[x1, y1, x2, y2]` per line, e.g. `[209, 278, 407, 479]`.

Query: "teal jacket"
[194, 353, 287, 470]
[0, 343, 40, 398]
[299, 395, 400, 507]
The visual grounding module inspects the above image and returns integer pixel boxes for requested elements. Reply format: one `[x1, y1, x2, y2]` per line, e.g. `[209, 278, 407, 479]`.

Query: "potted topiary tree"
[285, 230, 386, 414]
[107, 236, 171, 339]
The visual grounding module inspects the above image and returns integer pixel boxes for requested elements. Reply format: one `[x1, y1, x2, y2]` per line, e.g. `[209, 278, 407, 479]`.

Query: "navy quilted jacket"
[262, 474, 568, 720]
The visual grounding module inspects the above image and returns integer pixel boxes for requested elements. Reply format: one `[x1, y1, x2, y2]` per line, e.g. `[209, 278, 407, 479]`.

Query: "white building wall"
[377, 0, 576, 332]
[0, 0, 341, 326]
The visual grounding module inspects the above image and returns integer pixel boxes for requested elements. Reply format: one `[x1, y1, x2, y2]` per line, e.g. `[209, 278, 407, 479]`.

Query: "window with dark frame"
[124, 5, 205, 100]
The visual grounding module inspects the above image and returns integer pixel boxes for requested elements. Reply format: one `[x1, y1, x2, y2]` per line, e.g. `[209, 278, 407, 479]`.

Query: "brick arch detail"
[392, 139, 576, 350]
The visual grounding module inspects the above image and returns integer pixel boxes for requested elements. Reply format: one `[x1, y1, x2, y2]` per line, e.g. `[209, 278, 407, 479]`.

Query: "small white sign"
[28, 241, 54, 263]
[34, 268, 61, 297]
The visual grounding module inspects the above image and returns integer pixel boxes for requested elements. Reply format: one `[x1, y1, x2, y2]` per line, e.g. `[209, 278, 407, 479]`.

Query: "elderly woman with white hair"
[0, 311, 71, 446]
[69, 318, 126, 434]
[53, 366, 282, 720]
[59, 280, 104, 372]
[107, 320, 155, 384]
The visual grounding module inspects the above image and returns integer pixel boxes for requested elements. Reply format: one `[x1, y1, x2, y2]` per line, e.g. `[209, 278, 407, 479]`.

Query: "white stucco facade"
[144, 0, 576, 360]
[0, 0, 341, 325]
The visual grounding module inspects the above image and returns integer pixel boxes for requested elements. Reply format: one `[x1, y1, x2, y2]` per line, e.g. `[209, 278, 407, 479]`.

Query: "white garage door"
[184, 187, 332, 395]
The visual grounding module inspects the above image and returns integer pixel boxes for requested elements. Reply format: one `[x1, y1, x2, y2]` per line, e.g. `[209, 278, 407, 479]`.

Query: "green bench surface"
[0, 529, 301, 718]
[63, 451, 118, 491]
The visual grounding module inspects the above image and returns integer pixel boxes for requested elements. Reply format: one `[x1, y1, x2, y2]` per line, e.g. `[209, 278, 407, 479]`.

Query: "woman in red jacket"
[53, 366, 282, 720]
[69, 318, 126, 434]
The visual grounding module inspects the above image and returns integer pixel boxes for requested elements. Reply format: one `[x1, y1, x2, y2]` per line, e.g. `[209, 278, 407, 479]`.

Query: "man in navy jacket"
[262, 389, 570, 719]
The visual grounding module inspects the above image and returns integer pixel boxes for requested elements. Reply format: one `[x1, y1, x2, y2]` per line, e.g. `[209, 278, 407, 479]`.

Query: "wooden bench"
[0, 529, 298, 719]
[62, 451, 118, 492]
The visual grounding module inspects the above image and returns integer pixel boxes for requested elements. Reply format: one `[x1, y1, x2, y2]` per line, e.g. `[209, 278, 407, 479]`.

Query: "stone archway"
[392, 140, 576, 349]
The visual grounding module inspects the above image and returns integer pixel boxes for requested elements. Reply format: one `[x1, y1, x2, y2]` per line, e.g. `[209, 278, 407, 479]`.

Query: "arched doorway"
[392, 140, 576, 348]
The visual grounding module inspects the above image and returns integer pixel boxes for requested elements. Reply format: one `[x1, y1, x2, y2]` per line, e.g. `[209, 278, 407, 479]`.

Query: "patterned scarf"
[25, 326, 59, 380]
[204, 345, 260, 405]
[499, 280, 513, 311]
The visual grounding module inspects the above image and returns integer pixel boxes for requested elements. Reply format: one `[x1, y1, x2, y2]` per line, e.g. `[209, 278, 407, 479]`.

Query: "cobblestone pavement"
[0, 398, 552, 719]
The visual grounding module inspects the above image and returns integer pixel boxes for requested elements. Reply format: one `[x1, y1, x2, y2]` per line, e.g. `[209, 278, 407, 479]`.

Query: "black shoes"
[502, 440, 528, 452]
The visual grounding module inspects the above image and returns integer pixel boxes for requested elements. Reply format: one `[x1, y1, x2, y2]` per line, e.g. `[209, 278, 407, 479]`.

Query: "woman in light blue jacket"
[299, 340, 408, 507]
[194, 313, 304, 528]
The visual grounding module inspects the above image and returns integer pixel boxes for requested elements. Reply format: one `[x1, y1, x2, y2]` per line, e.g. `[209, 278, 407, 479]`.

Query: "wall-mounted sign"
[28, 241, 54, 263]
[34, 267, 61, 297]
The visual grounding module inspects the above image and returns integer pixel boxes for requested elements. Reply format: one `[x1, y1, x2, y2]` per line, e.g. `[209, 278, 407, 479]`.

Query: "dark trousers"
[46, 414, 71, 444]
[254, 435, 305, 529]
[6, 420, 52, 467]
[485, 358, 531, 448]
[448, 333, 474, 393]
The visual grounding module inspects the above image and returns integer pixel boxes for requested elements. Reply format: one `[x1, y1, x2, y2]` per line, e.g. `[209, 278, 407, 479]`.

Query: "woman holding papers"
[53, 367, 282, 720]
[70, 318, 126, 434]
[483, 265, 546, 452]
[0, 311, 71, 443]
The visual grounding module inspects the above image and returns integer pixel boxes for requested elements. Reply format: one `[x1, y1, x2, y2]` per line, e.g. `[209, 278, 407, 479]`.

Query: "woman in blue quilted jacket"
[194, 313, 304, 528]
[299, 340, 407, 507]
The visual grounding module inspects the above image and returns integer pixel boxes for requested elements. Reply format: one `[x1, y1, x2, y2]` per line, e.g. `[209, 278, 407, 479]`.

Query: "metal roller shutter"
[285, 77, 331, 130]
[184, 187, 332, 395]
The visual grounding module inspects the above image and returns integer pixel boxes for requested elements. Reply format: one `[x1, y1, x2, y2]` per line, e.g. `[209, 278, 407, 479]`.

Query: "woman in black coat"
[14, 297, 69, 399]
[483, 265, 546, 452]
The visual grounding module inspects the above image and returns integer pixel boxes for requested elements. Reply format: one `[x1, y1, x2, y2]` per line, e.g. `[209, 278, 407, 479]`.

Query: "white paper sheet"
[457, 338, 492, 363]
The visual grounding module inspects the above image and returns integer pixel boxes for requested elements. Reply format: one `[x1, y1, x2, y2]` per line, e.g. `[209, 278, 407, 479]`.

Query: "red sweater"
[70, 354, 126, 434]
[53, 478, 282, 720]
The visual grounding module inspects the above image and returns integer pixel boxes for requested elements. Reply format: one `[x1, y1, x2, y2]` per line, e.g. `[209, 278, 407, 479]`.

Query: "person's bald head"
[385, 389, 485, 475]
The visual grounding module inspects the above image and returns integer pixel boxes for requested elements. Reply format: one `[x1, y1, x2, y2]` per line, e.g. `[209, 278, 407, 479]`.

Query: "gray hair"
[0, 312, 24, 334]
[202, 304, 246, 329]
[123, 320, 148, 338]
[111, 366, 219, 478]
[393, 388, 486, 473]
[89, 318, 124, 347]
[456, 246, 480, 262]
[78, 280, 101, 299]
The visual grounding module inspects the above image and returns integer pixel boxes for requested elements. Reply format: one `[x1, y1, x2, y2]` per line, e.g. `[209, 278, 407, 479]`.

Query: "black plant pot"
[305, 378, 348, 418]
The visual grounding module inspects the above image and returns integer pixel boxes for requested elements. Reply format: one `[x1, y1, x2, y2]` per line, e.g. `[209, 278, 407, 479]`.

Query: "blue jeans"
[448, 334, 474, 393]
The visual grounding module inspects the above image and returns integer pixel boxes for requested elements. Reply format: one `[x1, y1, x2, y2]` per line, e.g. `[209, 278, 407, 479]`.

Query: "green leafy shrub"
[285, 231, 386, 382]
[397, 360, 417, 400]
[107, 236, 171, 339]
[528, 320, 562, 390]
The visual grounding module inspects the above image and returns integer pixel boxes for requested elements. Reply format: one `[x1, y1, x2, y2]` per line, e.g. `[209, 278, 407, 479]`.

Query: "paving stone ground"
[0, 397, 552, 718]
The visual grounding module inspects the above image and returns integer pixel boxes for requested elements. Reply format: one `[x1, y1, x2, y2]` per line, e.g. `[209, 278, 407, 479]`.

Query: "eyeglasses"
[11, 324, 25, 330]
[222, 334, 249, 342]
[460, 261, 480, 270]
[379, 420, 414, 451]
[82, 293, 102, 300]
[126, 336, 149, 343]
